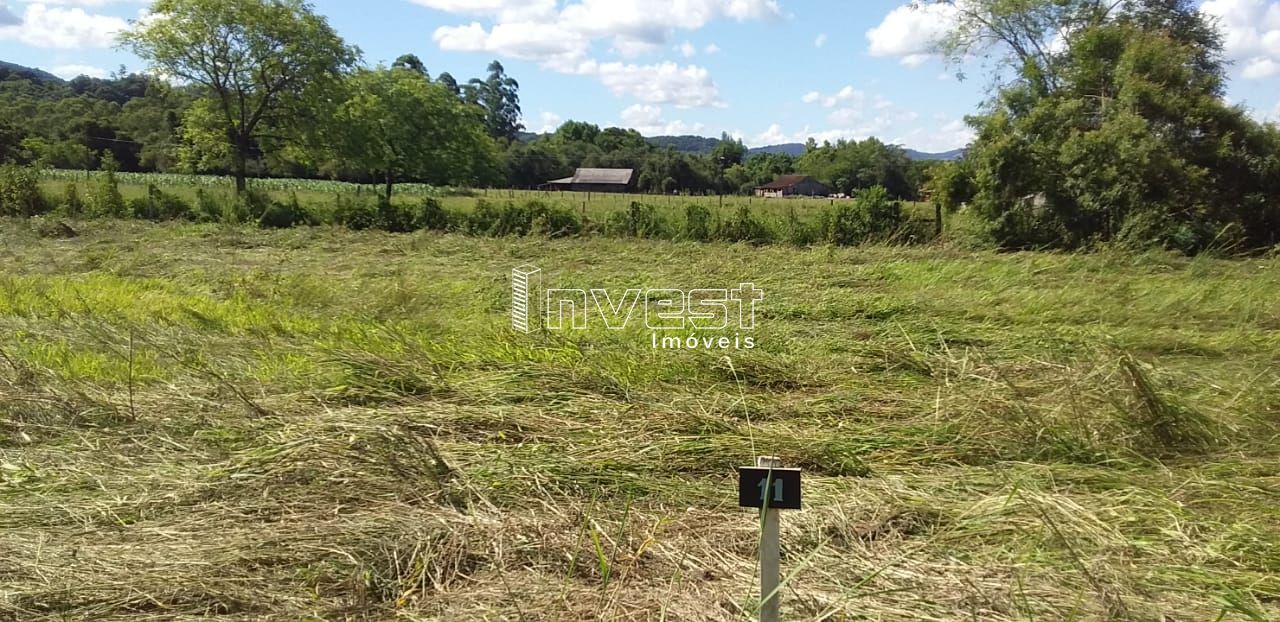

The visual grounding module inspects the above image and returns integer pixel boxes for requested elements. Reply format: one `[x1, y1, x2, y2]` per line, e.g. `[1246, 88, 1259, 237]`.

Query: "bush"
[334, 194, 379, 231]
[783, 206, 821, 246]
[413, 197, 452, 231]
[529, 201, 581, 238]
[608, 201, 666, 238]
[375, 196, 417, 233]
[88, 153, 126, 218]
[465, 199, 501, 235]
[0, 164, 49, 217]
[825, 187, 904, 246]
[131, 183, 194, 222]
[61, 183, 84, 218]
[493, 201, 532, 236]
[718, 205, 771, 244]
[194, 188, 225, 223]
[259, 193, 313, 229]
[858, 186, 905, 238]
[683, 204, 711, 241]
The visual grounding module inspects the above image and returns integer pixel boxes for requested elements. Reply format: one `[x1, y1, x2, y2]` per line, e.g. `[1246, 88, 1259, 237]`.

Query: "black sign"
[737, 466, 802, 510]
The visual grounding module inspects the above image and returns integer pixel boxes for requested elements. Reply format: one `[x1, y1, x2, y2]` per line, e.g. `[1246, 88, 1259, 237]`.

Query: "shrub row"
[3, 166, 922, 247]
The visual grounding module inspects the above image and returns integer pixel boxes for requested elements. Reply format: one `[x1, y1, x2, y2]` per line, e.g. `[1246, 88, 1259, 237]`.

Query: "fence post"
[757, 455, 782, 622]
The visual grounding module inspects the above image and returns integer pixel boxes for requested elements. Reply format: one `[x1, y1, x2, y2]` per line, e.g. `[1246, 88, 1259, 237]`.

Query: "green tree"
[711, 132, 747, 169]
[436, 72, 461, 97]
[392, 53, 428, 78]
[333, 66, 501, 198]
[121, 0, 357, 193]
[467, 60, 523, 141]
[949, 0, 1280, 250]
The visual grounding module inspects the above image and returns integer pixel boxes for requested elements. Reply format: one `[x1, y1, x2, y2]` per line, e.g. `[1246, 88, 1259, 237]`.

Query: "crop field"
[1, 219, 1278, 621]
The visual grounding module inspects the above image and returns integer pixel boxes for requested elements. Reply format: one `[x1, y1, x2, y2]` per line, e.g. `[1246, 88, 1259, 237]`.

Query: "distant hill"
[645, 135, 720, 154]
[513, 129, 966, 161]
[748, 143, 806, 157]
[0, 61, 63, 84]
[904, 148, 966, 161]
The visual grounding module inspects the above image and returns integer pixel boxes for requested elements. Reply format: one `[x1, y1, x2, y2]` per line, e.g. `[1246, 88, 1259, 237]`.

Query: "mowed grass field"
[1, 219, 1278, 621]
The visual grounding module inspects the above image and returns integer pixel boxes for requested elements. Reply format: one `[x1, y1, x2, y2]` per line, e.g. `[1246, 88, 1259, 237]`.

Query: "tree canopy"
[121, 0, 357, 192]
[331, 66, 501, 198]
[928, 0, 1280, 251]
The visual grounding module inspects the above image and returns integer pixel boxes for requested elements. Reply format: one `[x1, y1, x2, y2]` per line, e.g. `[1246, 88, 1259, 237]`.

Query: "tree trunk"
[233, 135, 250, 195]
[384, 171, 394, 202]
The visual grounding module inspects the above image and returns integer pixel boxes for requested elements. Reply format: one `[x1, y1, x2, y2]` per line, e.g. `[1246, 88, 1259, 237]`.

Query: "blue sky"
[1, 0, 1278, 150]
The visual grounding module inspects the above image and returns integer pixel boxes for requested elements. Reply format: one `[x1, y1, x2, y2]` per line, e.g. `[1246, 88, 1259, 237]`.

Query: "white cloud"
[611, 35, 661, 58]
[0, 3, 127, 48]
[620, 103, 705, 135]
[866, 2, 959, 66]
[814, 33, 827, 48]
[0, 4, 18, 25]
[747, 111, 969, 151]
[753, 123, 792, 146]
[409, 0, 557, 22]
[424, 0, 780, 107]
[50, 63, 107, 79]
[704, 43, 720, 54]
[892, 118, 975, 152]
[537, 111, 563, 133]
[1201, 0, 1280, 81]
[434, 21, 590, 70]
[1242, 56, 1280, 79]
[803, 85, 866, 108]
[587, 60, 724, 108]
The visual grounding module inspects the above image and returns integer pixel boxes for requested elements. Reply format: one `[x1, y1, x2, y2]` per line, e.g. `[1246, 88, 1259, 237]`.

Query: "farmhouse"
[754, 175, 831, 198]
[543, 168, 636, 193]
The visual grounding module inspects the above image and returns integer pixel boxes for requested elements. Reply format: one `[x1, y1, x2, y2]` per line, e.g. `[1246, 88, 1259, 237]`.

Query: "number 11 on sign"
[758, 476, 784, 504]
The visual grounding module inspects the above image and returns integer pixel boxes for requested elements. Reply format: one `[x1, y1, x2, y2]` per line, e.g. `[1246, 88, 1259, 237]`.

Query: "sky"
[0, 0, 1278, 151]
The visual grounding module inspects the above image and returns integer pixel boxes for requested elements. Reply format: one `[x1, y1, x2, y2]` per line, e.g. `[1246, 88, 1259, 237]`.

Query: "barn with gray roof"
[543, 168, 636, 193]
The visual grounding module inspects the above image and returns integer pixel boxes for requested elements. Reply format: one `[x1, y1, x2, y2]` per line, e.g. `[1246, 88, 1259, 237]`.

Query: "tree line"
[0, 0, 932, 201]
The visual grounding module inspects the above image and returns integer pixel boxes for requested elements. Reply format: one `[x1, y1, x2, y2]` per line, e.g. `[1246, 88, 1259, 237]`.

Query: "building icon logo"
[511, 265, 541, 334]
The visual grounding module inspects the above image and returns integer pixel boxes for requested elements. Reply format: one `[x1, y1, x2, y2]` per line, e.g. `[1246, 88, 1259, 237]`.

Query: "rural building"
[754, 175, 831, 198]
[543, 168, 636, 193]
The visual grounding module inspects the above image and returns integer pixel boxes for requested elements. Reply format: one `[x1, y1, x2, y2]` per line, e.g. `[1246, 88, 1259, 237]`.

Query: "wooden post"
[757, 455, 782, 622]
[935, 202, 944, 237]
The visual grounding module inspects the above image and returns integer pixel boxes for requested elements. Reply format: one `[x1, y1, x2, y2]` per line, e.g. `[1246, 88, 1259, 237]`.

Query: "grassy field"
[1, 219, 1277, 621]
[38, 169, 938, 231]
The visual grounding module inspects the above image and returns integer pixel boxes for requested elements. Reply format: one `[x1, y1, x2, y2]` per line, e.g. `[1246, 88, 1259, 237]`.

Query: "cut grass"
[0, 218, 1277, 620]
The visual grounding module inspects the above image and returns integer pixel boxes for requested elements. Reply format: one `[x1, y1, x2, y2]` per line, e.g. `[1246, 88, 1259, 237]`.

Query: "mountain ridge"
[517, 131, 965, 161]
[0, 60, 64, 84]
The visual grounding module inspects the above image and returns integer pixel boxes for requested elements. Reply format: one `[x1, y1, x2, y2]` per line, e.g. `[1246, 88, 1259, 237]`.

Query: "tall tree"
[436, 72, 461, 97]
[121, 0, 357, 192]
[333, 66, 501, 199]
[468, 60, 523, 141]
[392, 53, 428, 78]
[711, 132, 747, 169]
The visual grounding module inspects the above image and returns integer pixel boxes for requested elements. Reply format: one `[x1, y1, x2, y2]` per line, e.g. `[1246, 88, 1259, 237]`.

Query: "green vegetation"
[0, 0, 933, 203]
[1, 219, 1277, 619]
[13, 168, 937, 246]
[927, 0, 1280, 252]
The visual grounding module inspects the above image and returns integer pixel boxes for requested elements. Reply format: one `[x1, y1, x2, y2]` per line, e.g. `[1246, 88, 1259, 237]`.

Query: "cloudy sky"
[1, 0, 1278, 150]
